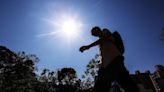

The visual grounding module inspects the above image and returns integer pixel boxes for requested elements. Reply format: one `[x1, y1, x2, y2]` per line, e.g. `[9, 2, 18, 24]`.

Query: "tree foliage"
[0, 46, 38, 92]
[81, 54, 100, 90]
[58, 67, 77, 85]
[0, 45, 100, 92]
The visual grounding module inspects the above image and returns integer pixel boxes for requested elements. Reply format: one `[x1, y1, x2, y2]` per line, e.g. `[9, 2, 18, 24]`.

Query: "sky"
[0, 0, 164, 77]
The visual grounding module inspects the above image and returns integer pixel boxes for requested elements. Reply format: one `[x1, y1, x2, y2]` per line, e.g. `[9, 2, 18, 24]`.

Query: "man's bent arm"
[88, 38, 105, 48]
[87, 35, 115, 49]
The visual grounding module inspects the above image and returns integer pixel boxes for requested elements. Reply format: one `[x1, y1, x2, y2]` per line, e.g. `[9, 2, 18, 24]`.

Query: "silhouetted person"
[79, 26, 139, 92]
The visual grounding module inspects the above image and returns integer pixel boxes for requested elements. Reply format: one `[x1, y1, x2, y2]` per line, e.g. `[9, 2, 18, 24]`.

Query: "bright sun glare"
[41, 12, 83, 43]
[60, 18, 82, 40]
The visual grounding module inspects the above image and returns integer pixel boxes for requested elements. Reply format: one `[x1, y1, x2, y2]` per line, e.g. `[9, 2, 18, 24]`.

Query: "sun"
[60, 17, 82, 40]
[48, 13, 83, 43]
[39, 11, 83, 44]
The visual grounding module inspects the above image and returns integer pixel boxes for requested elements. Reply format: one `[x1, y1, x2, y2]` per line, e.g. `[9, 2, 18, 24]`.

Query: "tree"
[81, 54, 100, 90]
[58, 67, 77, 85]
[36, 67, 80, 92]
[0, 46, 38, 92]
[0, 45, 101, 92]
[36, 68, 58, 92]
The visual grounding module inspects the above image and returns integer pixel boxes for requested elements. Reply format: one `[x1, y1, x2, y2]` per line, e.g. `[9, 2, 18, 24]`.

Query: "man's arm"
[79, 38, 105, 52]
[88, 38, 104, 48]
[88, 34, 116, 48]
[79, 35, 115, 52]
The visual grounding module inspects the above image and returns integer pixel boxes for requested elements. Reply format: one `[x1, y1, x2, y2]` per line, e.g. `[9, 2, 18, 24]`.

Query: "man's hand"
[79, 46, 89, 52]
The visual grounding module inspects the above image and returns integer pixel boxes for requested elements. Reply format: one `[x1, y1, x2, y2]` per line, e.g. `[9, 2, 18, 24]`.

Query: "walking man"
[79, 26, 139, 92]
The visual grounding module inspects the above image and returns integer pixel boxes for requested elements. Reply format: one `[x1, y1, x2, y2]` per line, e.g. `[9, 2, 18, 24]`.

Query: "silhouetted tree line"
[0, 46, 101, 92]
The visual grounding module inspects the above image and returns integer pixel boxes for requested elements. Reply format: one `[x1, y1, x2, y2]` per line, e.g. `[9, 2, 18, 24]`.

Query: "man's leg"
[94, 68, 113, 92]
[117, 71, 139, 92]
[115, 57, 139, 92]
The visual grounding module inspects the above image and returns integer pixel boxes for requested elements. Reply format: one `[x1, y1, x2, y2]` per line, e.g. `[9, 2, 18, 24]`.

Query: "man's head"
[91, 26, 102, 37]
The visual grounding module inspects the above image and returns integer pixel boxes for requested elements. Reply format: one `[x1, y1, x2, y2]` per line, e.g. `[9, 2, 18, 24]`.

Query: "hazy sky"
[0, 0, 164, 77]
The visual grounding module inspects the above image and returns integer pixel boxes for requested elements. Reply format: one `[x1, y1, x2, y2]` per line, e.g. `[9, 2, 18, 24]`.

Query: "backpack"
[112, 31, 125, 54]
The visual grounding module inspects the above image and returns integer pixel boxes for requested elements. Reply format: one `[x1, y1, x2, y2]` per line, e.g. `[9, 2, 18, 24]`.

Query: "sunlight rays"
[38, 11, 84, 44]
